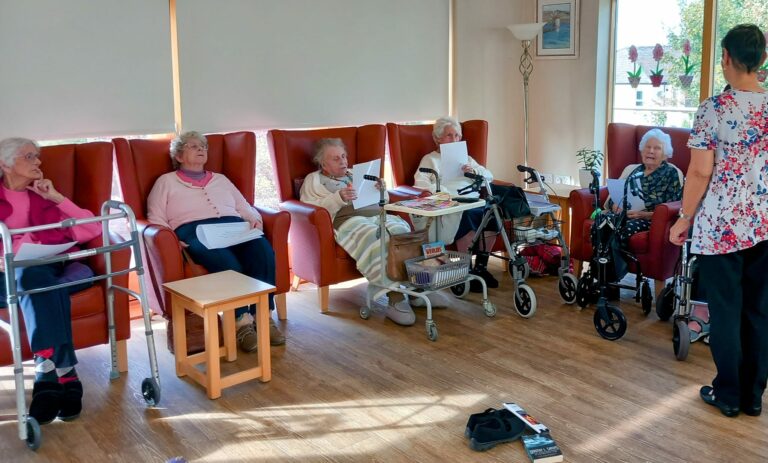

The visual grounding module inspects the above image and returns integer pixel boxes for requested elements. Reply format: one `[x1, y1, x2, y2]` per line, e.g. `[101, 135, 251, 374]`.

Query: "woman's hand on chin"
[27, 178, 65, 204]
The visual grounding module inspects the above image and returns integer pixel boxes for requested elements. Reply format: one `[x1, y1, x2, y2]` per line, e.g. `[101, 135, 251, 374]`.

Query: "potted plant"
[649, 43, 664, 87]
[679, 39, 695, 88]
[627, 45, 642, 88]
[576, 147, 604, 187]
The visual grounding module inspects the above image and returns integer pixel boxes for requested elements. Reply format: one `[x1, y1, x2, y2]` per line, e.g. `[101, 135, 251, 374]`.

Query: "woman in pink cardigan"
[146, 131, 283, 353]
[0, 137, 101, 426]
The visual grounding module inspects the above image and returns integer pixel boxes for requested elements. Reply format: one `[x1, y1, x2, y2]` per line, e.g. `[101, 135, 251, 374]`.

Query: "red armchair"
[386, 120, 489, 200]
[113, 132, 291, 354]
[268, 125, 386, 312]
[569, 123, 692, 291]
[0, 142, 132, 370]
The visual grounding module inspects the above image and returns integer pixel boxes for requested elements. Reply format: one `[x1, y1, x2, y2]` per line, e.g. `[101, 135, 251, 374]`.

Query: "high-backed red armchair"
[569, 123, 692, 291]
[386, 120, 489, 199]
[268, 125, 386, 312]
[0, 142, 132, 370]
[113, 132, 291, 354]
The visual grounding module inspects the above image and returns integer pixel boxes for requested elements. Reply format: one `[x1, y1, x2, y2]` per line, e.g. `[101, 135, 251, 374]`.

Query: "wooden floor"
[2, 264, 767, 462]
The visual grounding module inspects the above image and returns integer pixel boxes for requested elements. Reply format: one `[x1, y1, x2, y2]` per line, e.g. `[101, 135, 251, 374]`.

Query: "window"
[612, 0, 704, 128]
[713, 0, 768, 93]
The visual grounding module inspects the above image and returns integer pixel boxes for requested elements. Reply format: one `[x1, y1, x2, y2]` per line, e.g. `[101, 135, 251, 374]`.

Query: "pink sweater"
[1, 187, 101, 253]
[147, 172, 261, 230]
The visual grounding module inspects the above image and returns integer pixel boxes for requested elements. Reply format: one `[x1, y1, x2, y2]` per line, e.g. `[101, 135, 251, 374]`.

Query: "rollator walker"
[1, 201, 160, 450]
[451, 165, 578, 317]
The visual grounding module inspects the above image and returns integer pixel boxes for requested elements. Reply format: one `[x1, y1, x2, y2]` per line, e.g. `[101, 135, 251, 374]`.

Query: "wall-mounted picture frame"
[537, 0, 579, 59]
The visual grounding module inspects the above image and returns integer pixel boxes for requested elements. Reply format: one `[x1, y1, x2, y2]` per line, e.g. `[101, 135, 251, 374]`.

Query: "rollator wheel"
[141, 377, 161, 406]
[558, 273, 578, 304]
[656, 283, 675, 321]
[426, 321, 439, 342]
[576, 276, 592, 308]
[514, 284, 537, 318]
[25, 417, 41, 451]
[483, 300, 497, 317]
[359, 306, 371, 319]
[593, 305, 627, 341]
[450, 282, 469, 298]
[508, 261, 530, 280]
[641, 280, 653, 316]
[673, 319, 691, 361]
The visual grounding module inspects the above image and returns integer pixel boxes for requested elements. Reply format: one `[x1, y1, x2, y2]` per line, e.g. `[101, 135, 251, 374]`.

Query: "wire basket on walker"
[406, 251, 471, 290]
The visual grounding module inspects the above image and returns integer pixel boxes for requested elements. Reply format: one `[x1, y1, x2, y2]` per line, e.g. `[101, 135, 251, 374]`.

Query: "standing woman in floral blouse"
[670, 24, 768, 418]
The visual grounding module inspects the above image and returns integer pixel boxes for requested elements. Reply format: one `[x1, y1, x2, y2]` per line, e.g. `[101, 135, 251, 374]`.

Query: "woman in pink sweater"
[0, 137, 101, 426]
[147, 131, 283, 353]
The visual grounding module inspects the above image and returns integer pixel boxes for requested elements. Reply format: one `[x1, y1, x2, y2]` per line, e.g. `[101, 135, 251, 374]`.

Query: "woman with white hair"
[608, 127, 683, 247]
[300, 138, 416, 326]
[413, 116, 496, 292]
[0, 137, 101, 425]
[147, 131, 284, 352]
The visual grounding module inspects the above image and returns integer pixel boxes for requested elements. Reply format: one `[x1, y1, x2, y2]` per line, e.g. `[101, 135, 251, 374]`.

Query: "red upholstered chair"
[569, 123, 692, 291]
[113, 132, 291, 354]
[268, 125, 386, 312]
[386, 120, 490, 199]
[0, 142, 132, 370]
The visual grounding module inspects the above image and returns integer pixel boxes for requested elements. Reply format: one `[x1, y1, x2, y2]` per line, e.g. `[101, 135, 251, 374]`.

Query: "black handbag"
[490, 184, 531, 218]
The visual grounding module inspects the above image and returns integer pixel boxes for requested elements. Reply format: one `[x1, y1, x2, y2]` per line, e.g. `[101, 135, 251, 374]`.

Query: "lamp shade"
[507, 22, 545, 41]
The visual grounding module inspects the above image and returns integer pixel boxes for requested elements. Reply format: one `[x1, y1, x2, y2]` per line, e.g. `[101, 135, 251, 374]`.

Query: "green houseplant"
[576, 147, 604, 187]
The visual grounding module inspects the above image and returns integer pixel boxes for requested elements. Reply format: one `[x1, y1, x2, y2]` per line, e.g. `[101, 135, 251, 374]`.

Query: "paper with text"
[607, 178, 644, 211]
[196, 222, 263, 250]
[439, 141, 468, 181]
[352, 159, 382, 209]
[15, 242, 78, 261]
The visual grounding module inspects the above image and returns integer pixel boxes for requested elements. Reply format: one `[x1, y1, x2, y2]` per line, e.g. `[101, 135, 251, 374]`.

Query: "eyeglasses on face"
[18, 151, 41, 162]
[183, 143, 208, 151]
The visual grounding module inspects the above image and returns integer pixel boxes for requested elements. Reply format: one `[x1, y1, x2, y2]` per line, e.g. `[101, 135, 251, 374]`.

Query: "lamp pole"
[519, 39, 534, 167]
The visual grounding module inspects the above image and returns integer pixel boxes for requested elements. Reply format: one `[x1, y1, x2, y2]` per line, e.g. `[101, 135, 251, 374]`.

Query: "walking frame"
[1, 200, 160, 450]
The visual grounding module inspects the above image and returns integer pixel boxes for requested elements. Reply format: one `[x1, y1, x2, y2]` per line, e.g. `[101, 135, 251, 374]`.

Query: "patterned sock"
[33, 348, 58, 383]
[57, 365, 79, 384]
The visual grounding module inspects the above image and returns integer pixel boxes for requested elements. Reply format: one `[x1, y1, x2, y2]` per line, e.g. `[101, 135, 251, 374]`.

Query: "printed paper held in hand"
[15, 242, 77, 261]
[439, 141, 468, 181]
[352, 159, 382, 209]
[195, 222, 263, 250]
[606, 178, 644, 211]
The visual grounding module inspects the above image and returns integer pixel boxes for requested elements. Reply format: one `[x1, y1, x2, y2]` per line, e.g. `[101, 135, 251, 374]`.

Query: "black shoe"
[58, 380, 83, 421]
[29, 381, 63, 425]
[464, 408, 513, 438]
[471, 268, 499, 289]
[468, 415, 526, 451]
[700, 386, 740, 417]
[741, 399, 762, 417]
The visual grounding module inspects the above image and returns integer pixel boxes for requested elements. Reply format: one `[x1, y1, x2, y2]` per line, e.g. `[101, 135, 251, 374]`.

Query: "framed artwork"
[537, 0, 579, 59]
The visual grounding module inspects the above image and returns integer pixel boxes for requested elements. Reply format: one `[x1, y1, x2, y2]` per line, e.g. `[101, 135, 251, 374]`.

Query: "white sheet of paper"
[352, 159, 381, 209]
[439, 141, 468, 181]
[15, 242, 77, 261]
[606, 178, 644, 211]
[195, 222, 263, 250]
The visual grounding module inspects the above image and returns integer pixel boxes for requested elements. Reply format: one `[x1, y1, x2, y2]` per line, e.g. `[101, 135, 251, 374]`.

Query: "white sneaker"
[409, 294, 427, 308]
[385, 300, 416, 326]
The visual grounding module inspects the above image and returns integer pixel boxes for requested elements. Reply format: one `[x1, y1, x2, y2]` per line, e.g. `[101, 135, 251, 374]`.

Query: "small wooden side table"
[163, 270, 275, 399]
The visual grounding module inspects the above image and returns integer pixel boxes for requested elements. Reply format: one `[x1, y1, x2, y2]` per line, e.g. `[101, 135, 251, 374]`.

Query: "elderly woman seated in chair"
[413, 116, 497, 292]
[146, 131, 284, 352]
[299, 138, 416, 326]
[0, 137, 101, 425]
[606, 128, 683, 247]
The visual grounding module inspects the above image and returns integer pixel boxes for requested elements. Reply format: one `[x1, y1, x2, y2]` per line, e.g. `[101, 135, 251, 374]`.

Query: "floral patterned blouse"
[688, 89, 768, 255]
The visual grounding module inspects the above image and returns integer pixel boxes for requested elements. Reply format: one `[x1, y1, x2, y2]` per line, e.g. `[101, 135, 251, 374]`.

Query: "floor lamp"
[507, 23, 545, 168]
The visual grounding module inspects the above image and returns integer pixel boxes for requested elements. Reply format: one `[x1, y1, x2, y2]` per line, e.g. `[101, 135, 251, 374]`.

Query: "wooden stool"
[163, 270, 275, 399]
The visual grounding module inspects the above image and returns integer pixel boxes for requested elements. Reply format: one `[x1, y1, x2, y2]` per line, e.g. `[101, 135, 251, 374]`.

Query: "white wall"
[455, 0, 611, 183]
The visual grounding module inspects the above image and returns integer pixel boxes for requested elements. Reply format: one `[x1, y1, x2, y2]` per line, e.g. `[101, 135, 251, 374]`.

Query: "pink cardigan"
[147, 172, 261, 231]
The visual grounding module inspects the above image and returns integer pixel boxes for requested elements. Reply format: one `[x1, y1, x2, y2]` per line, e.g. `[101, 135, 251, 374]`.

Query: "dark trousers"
[0, 263, 91, 368]
[175, 217, 276, 318]
[698, 239, 768, 408]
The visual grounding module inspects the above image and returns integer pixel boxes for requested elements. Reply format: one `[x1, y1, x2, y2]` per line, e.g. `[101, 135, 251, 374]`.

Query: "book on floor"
[522, 433, 563, 463]
[503, 402, 550, 434]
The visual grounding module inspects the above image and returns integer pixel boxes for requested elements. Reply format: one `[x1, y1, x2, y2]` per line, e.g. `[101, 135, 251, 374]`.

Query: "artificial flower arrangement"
[627, 45, 642, 88]
[679, 39, 695, 88]
[650, 43, 665, 87]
